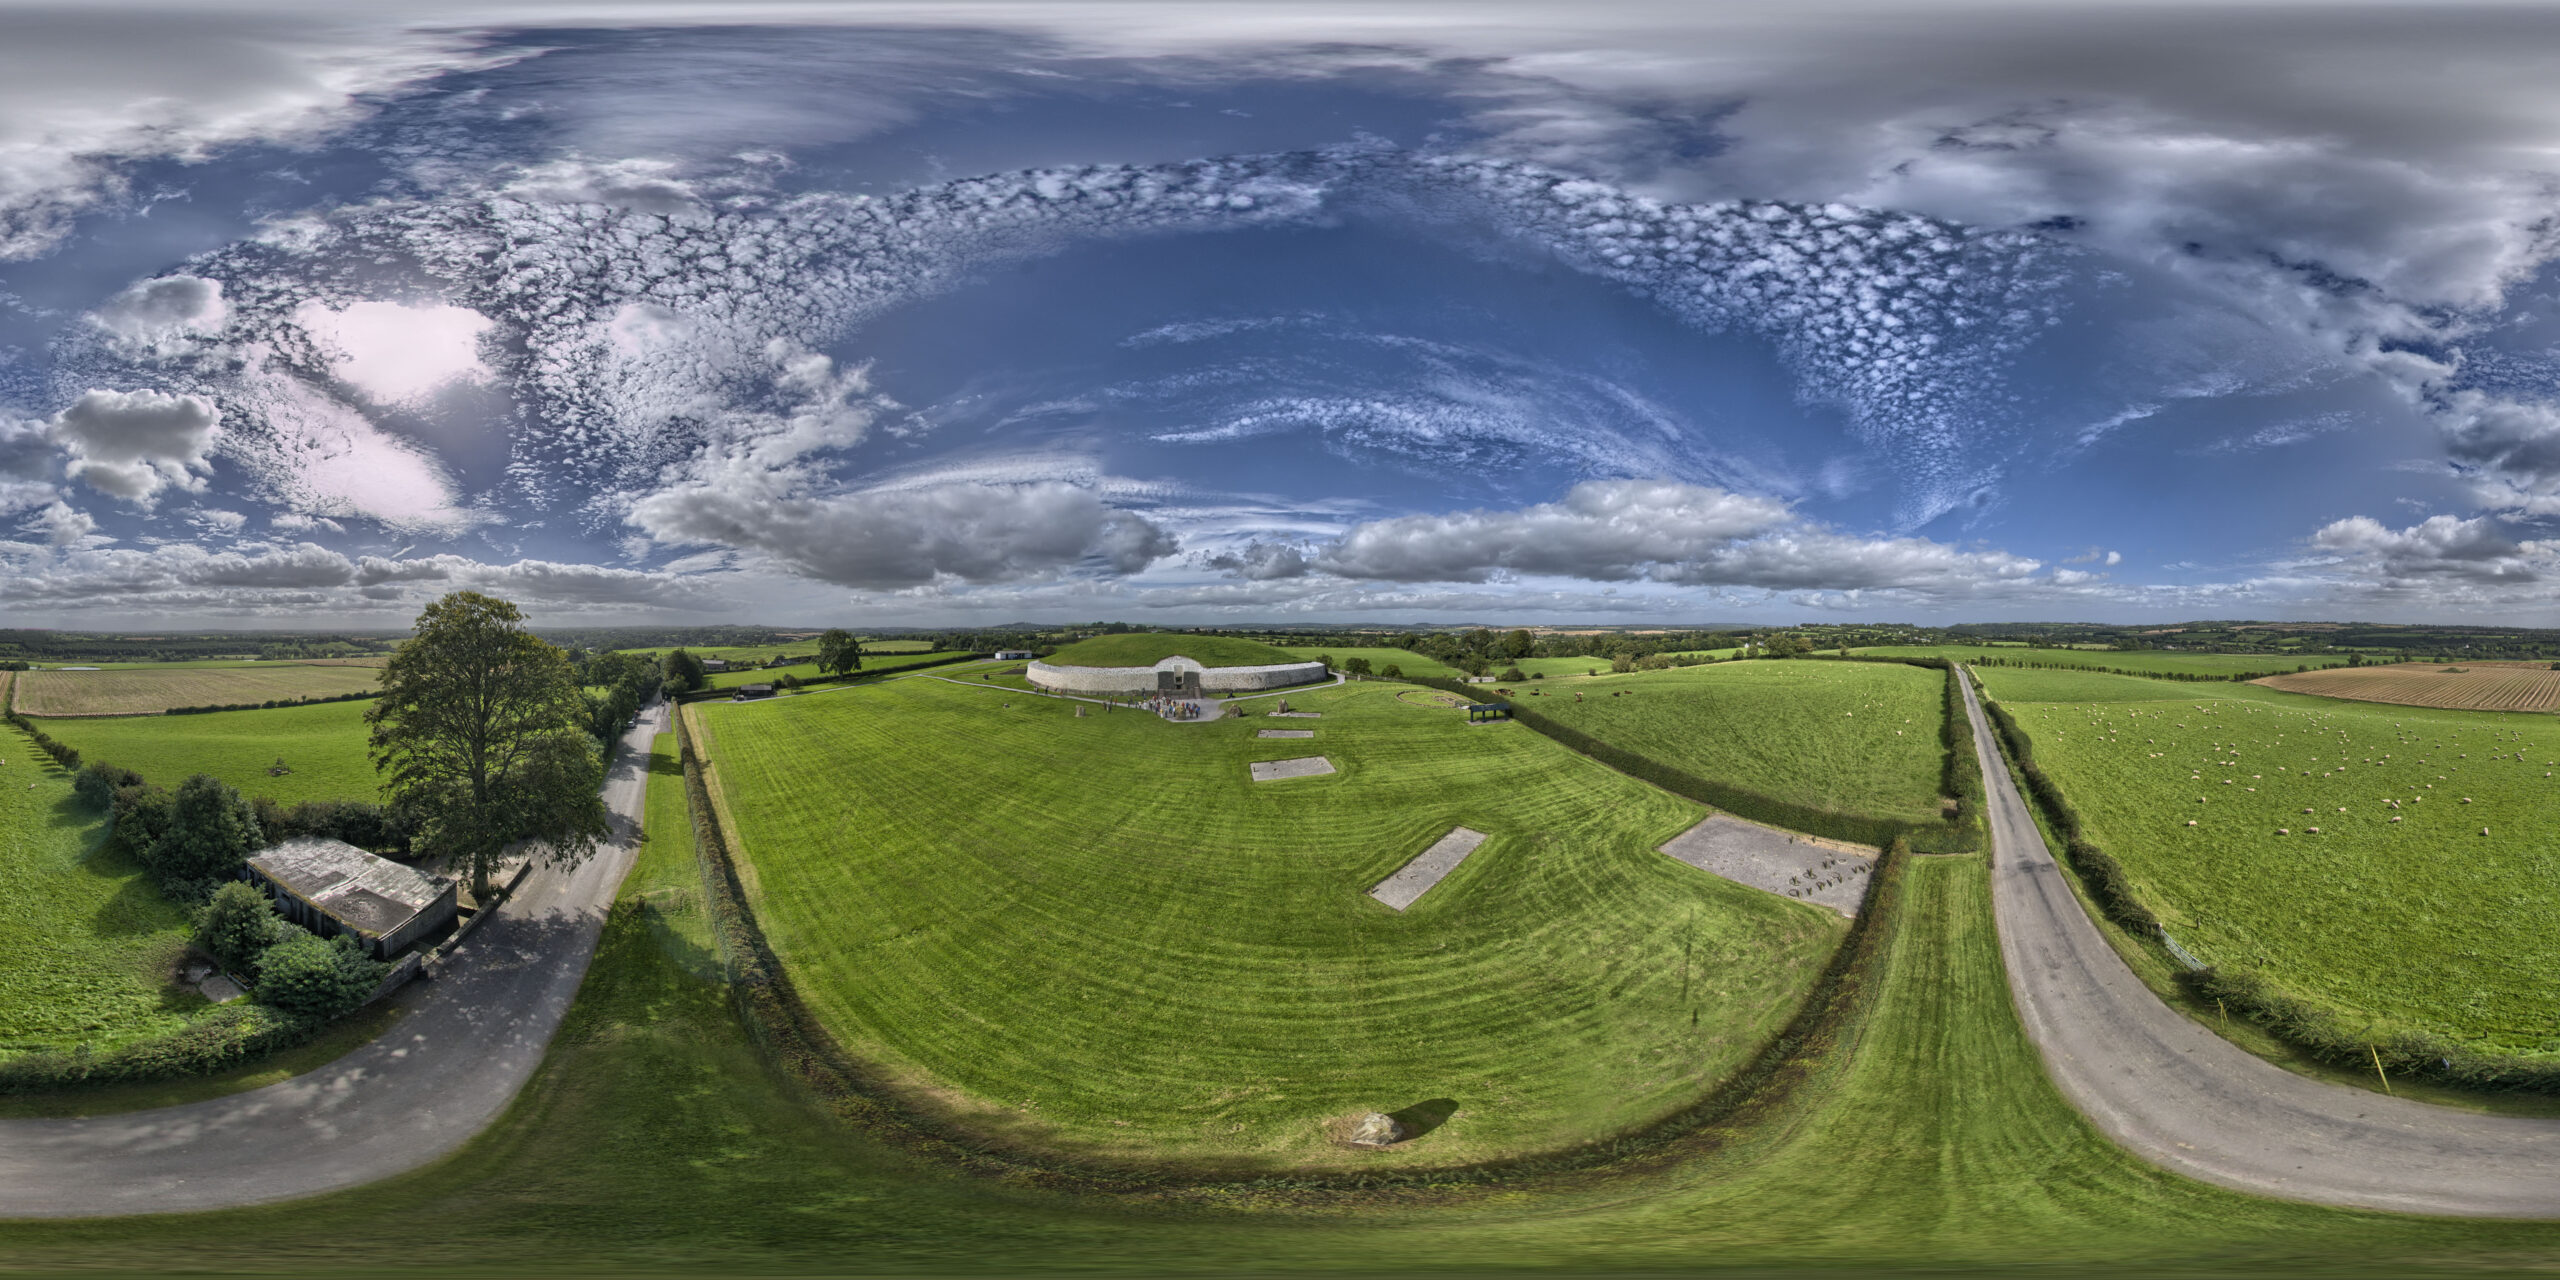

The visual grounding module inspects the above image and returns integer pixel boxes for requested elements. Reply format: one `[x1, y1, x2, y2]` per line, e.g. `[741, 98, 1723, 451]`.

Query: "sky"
[3, 1, 2560, 628]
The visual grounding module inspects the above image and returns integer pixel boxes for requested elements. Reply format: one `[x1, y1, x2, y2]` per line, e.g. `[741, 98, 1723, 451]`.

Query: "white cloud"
[88, 275, 229, 359]
[2311, 513, 2550, 586]
[186, 508, 249, 534]
[270, 512, 346, 534]
[18, 501, 95, 547]
[49, 388, 219, 506]
[293, 299, 494, 406]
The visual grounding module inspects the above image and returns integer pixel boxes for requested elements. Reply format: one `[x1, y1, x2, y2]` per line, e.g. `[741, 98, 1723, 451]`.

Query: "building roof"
[248, 838, 452, 940]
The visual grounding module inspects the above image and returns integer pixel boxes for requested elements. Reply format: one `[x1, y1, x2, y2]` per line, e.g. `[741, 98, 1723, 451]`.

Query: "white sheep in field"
[2308, 827, 2321, 834]
[2482, 827, 2492, 837]
[2277, 827, 2291, 835]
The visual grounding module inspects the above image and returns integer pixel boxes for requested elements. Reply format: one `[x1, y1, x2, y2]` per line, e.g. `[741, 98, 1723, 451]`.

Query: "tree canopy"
[817, 629, 863, 677]
[367, 592, 611, 897]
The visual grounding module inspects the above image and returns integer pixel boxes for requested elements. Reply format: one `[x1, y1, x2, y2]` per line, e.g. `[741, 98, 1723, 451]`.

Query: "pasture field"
[1975, 666, 2560, 1052]
[1042, 633, 1300, 667]
[41, 700, 381, 805]
[0, 723, 205, 1058]
[15, 663, 380, 717]
[2255, 661, 2560, 713]
[1854, 644, 2348, 677]
[1528, 660, 1950, 825]
[11, 851, 2558, 1274]
[698, 650, 974, 691]
[688, 676, 1841, 1168]
[1282, 645, 1463, 677]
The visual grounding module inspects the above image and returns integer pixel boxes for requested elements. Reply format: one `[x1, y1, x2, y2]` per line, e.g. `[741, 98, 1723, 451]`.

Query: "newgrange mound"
[1030, 634, 1327, 696]
[684, 677, 1842, 1171]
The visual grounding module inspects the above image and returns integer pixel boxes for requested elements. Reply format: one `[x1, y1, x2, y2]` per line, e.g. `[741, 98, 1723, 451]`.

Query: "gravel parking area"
[1369, 827, 1488, 910]
[1658, 815, 1874, 916]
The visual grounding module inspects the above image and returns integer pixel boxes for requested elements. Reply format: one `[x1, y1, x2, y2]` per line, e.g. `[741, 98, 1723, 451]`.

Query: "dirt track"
[1958, 669, 2560, 1217]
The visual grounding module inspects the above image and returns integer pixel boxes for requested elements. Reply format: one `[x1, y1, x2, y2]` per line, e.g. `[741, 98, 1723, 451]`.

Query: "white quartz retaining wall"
[1026, 656, 1329, 695]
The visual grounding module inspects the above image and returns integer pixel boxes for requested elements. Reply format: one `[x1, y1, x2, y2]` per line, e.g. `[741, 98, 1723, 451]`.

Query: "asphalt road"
[0, 702, 667, 1219]
[1957, 669, 2560, 1217]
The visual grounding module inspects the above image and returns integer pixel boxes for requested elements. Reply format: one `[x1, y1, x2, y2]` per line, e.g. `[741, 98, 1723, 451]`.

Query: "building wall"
[1026, 657, 1329, 695]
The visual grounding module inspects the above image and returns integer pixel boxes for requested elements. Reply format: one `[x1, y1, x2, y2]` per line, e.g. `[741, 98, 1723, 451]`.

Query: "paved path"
[0, 703, 668, 1219]
[1957, 669, 2560, 1218]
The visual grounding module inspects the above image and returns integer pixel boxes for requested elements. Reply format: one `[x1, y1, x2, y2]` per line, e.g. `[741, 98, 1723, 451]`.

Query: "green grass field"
[688, 676, 1839, 1169]
[1975, 665, 2560, 1053]
[1855, 644, 2349, 676]
[1527, 660, 1950, 825]
[0, 724, 205, 1058]
[41, 700, 382, 805]
[8, 836, 2558, 1274]
[1283, 645, 1465, 677]
[1043, 633, 1301, 667]
[698, 650, 974, 691]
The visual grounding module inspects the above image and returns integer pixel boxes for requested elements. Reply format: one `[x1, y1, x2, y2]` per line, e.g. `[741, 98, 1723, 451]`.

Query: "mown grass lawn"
[0, 725, 204, 1058]
[10, 842, 2560, 1274]
[1976, 665, 2560, 1054]
[1283, 645, 1464, 677]
[688, 675, 1840, 1169]
[42, 700, 382, 805]
[1044, 633, 1302, 666]
[1527, 660, 1949, 825]
[1855, 643, 2348, 677]
[697, 649, 975, 691]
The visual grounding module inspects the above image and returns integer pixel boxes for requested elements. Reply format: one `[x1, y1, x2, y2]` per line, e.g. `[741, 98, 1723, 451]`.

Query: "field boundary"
[1409, 660, 1983, 854]
[673, 702, 1917, 1200]
[1971, 669, 2560, 1097]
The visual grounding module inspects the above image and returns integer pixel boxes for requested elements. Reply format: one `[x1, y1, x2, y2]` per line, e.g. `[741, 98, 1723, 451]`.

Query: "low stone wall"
[1027, 657, 1329, 695]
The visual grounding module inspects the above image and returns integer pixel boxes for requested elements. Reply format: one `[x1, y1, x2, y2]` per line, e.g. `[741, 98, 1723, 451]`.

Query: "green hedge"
[3, 708, 80, 770]
[0, 1002, 321, 1095]
[1410, 664, 1982, 854]
[1976, 698, 2157, 931]
[2178, 966, 2560, 1094]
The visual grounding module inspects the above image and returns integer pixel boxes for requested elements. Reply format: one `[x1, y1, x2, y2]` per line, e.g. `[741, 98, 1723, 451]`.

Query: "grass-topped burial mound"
[685, 677, 1841, 1170]
[1039, 633, 1302, 668]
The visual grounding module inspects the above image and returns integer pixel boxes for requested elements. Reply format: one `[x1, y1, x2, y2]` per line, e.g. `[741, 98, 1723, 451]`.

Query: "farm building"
[700, 658, 731, 671]
[737, 683, 775, 699]
[993, 650, 1034, 660]
[244, 838, 458, 959]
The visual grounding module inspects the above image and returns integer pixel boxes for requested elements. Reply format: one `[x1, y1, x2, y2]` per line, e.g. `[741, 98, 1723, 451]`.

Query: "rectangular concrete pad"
[1370, 827, 1488, 910]
[1267, 711, 1321, 718]
[1658, 815, 1875, 917]
[1257, 729, 1315, 739]
[1249, 756, 1336, 782]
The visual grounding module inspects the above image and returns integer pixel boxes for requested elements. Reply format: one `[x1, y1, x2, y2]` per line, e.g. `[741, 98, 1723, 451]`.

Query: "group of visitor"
[1142, 693, 1207, 720]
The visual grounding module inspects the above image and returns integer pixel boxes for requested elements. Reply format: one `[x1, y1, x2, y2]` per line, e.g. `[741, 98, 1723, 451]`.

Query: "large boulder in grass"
[1347, 1112, 1404, 1147]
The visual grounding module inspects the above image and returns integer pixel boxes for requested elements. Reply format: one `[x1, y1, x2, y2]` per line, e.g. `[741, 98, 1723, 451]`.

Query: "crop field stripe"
[15, 665, 381, 717]
[2255, 663, 2560, 713]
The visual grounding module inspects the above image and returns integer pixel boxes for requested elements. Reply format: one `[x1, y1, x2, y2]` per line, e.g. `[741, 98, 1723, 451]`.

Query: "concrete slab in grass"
[1257, 728, 1315, 739]
[1370, 827, 1488, 910]
[1268, 711, 1321, 718]
[1658, 814, 1874, 917]
[1249, 756, 1336, 782]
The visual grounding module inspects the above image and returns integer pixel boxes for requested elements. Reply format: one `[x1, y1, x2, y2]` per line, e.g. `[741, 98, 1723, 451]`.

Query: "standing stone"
[1074, 704, 1086, 718]
[1347, 1112, 1404, 1147]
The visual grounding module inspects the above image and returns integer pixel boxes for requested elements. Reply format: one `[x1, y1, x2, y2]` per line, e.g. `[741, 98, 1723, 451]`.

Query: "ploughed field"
[42, 700, 382, 806]
[2255, 661, 2560, 713]
[14, 662, 381, 717]
[1854, 644, 2346, 677]
[686, 676, 1840, 1169]
[1976, 666, 2560, 1054]
[1528, 660, 1950, 825]
[0, 723, 205, 1057]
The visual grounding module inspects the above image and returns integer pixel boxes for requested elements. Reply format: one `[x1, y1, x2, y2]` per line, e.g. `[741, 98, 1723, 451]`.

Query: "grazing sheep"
[2482, 827, 2491, 837]
[2277, 827, 2290, 835]
[2391, 816, 2404, 823]
[2186, 819, 2198, 827]
[2308, 827, 2320, 834]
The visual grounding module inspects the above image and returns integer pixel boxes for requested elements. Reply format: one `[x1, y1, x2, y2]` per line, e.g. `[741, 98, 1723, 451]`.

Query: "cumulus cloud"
[1305, 480, 2044, 596]
[48, 389, 219, 505]
[18, 500, 95, 547]
[88, 275, 229, 359]
[2312, 513, 2550, 585]
[633, 477, 1176, 589]
[1203, 541, 1312, 581]
[0, 540, 725, 613]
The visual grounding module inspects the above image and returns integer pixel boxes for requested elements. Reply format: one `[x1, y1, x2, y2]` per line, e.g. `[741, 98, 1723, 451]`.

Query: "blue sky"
[2, 2, 2558, 627]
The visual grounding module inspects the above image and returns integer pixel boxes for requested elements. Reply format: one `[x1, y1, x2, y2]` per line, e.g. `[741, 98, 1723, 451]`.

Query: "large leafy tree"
[150, 773, 263, 897]
[816, 628, 863, 677]
[367, 592, 610, 898]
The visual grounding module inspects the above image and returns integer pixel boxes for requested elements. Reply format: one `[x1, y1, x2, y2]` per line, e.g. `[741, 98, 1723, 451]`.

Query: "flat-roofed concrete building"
[245, 838, 459, 959]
